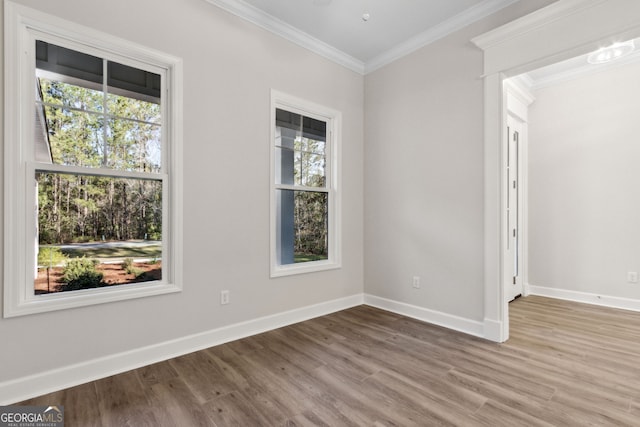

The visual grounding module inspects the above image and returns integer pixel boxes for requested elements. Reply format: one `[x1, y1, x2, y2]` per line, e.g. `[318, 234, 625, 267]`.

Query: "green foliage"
[134, 271, 147, 280]
[122, 257, 143, 276]
[129, 267, 144, 277]
[60, 257, 103, 291]
[147, 231, 162, 241]
[294, 253, 328, 263]
[37, 247, 67, 268]
[122, 257, 134, 271]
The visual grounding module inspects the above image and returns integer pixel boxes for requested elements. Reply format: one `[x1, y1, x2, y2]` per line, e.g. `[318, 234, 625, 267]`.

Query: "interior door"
[506, 115, 523, 301]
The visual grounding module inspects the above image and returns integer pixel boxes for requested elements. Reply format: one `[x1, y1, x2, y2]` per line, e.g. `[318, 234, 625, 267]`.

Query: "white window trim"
[3, 2, 184, 317]
[270, 90, 342, 278]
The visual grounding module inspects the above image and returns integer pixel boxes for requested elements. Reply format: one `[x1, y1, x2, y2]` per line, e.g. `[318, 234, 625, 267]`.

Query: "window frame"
[270, 90, 342, 277]
[4, 2, 184, 317]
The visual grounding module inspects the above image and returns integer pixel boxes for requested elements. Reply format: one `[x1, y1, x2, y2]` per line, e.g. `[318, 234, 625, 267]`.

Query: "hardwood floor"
[18, 296, 640, 426]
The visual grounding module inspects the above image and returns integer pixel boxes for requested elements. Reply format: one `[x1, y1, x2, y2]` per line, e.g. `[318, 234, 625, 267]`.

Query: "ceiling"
[203, 1, 640, 88]
[204, 0, 519, 74]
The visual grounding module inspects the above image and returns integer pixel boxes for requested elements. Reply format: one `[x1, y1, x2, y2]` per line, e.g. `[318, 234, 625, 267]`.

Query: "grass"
[294, 253, 328, 263]
[51, 243, 162, 259]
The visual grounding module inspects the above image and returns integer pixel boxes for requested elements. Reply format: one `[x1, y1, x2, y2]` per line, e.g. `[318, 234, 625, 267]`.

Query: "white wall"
[363, 1, 556, 322]
[528, 61, 640, 302]
[0, 0, 363, 390]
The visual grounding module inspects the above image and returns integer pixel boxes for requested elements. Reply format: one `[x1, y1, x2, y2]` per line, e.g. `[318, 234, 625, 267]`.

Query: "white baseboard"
[0, 294, 364, 405]
[363, 294, 485, 338]
[482, 318, 505, 342]
[529, 286, 640, 312]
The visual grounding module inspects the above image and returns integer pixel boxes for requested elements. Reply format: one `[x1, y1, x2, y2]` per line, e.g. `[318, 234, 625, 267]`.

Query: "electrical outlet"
[412, 276, 420, 289]
[220, 290, 230, 305]
[628, 272, 638, 283]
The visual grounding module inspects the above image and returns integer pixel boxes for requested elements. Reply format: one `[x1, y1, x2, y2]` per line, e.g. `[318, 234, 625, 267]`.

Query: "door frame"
[504, 78, 534, 303]
[472, 0, 640, 342]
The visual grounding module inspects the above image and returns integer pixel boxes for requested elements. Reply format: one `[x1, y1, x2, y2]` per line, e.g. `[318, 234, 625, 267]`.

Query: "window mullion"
[35, 100, 160, 128]
[326, 130, 332, 188]
[32, 162, 165, 181]
[275, 184, 328, 193]
[102, 58, 108, 167]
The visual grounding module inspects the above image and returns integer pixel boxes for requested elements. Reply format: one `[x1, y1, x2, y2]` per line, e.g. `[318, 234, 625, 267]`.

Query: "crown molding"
[365, 0, 520, 74]
[203, 0, 365, 74]
[204, 0, 519, 75]
[471, 0, 608, 50]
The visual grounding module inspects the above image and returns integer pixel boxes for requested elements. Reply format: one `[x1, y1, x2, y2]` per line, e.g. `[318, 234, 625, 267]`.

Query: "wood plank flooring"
[17, 296, 640, 426]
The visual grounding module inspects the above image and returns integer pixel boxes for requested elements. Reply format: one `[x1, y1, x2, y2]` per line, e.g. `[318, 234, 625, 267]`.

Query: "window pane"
[35, 172, 162, 294]
[107, 60, 162, 101]
[295, 142, 326, 187]
[276, 189, 328, 265]
[294, 136, 325, 154]
[36, 40, 103, 85]
[275, 108, 326, 142]
[107, 119, 162, 172]
[275, 132, 327, 188]
[34, 42, 162, 172]
[38, 77, 104, 112]
[44, 105, 105, 167]
[107, 93, 161, 124]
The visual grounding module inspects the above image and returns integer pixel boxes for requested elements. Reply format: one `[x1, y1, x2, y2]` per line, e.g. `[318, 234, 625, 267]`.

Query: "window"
[4, 3, 183, 316]
[270, 91, 341, 277]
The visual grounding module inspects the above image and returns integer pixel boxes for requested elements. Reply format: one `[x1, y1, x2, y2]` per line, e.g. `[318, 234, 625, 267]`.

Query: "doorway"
[472, 0, 640, 342]
[505, 43, 640, 313]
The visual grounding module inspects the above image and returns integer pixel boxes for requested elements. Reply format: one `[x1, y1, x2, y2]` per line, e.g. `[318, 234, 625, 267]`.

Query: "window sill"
[270, 260, 341, 278]
[4, 281, 181, 318]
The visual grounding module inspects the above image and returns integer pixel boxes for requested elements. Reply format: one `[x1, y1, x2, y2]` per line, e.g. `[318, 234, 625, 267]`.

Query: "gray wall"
[528, 61, 640, 300]
[363, 0, 556, 321]
[0, 0, 364, 384]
